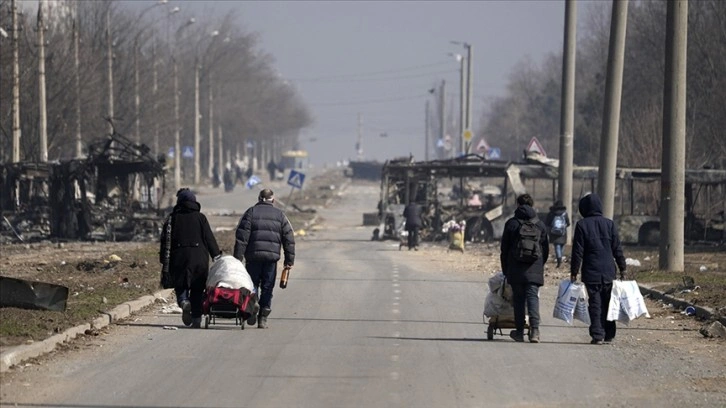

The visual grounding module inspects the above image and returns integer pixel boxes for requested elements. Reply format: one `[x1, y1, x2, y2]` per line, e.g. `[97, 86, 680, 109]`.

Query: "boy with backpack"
[545, 200, 571, 268]
[500, 194, 549, 343]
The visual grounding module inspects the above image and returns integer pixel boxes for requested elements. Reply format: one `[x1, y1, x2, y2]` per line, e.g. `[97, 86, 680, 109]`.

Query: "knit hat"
[176, 188, 196, 204]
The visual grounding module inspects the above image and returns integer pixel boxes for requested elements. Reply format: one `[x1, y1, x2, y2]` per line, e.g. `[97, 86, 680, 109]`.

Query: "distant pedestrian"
[234, 189, 295, 328]
[160, 188, 221, 328]
[545, 200, 570, 268]
[500, 193, 549, 343]
[570, 193, 627, 345]
[403, 201, 423, 251]
[267, 160, 277, 182]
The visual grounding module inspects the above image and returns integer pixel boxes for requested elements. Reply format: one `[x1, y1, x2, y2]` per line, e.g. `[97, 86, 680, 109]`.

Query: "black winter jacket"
[570, 193, 627, 284]
[403, 203, 423, 230]
[234, 202, 295, 265]
[500, 205, 549, 285]
[545, 205, 571, 245]
[160, 200, 221, 288]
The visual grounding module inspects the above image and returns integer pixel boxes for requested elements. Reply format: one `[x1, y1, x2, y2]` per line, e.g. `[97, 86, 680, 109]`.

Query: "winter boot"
[528, 328, 540, 343]
[191, 317, 202, 329]
[258, 307, 271, 329]
[247, 303, 260, 326]
[180, 300, 192, 327]
[509, 330, 524, 342]
[556, 258, 562, 268]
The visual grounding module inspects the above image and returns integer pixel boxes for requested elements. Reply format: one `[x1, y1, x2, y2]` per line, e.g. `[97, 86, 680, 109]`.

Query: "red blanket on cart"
[203, 287, 257, 317]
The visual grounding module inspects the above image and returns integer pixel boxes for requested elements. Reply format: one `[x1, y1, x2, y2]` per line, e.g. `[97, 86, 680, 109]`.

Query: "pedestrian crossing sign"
[287, 170, 305, 189]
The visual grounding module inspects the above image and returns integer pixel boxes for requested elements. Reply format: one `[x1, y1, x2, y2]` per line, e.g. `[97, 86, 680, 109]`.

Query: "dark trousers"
[175, 275, 206, 318]
[246, 261, 277, 310]
[511, 283, 541, 333]
[585, 282, 616, 341]
[407, 228, 419, 249]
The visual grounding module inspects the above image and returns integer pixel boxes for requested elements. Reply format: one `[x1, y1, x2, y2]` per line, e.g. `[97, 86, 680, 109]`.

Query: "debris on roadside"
[699, 321, 726, 338]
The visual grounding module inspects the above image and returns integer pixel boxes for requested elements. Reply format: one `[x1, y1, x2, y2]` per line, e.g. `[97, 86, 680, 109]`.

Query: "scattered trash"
[161, 305, 182, 314]
[108, 254, 122, 262]
[666, 316, 675, 320]
[644, 256, 651, 261]
[625, 258, 641, 267]
[699, 265, 708, 272]
[296, 229, 306, 237]
[102, 296, 107, 304]
[60, 261, 66, 266]
[162, 326, 178, 330]
[699, 321, 726, 338]
[684, 306, 696, 316]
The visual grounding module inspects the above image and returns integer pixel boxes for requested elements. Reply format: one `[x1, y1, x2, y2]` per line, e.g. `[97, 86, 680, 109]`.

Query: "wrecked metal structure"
[1, 133, 166, 243]
[374, 154, 726, 245]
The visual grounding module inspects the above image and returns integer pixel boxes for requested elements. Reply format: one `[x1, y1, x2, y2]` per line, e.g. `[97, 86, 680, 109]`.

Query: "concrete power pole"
[659, 0, 687, 272]
[37, 0, 48, 162]
[74, 4, 82, 158]
[425, 100, 430, 161]
[458, 56, 465, 154]
[440, 80, 446, 158]
[465, 44, 473, 154]
[356, 113, 363, 159]
[106, 7, 114, 136]
[11, 0, 21, 163]
[152, 36, 159, 156]
[208, 78, 215, 180]
[217, 125, 223, 177]
[597, 0, 629, 219]
[134, 42, 141, 143]
[193, 60, 200, 185]
[558, 0, 577, 243]
[173, 63, 181, 190]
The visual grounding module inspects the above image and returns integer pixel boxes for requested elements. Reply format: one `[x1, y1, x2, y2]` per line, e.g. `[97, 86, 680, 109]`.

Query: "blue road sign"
[167, 147, 175, 158]
[182, 146, 194, 159]
[245, 175, 261, 189]
[287, 170, 306, 189]
[487, 147, 501, 160]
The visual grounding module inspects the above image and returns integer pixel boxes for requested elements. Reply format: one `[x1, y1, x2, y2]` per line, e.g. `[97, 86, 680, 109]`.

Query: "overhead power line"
[295, 69, 458, 84]
[289, 60, 453, 82]
[309, 93, 429, 107]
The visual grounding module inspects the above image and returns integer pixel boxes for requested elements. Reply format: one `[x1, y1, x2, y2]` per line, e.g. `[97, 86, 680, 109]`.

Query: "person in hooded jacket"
[402, 201, 423, 251]
[234, 189, 295, 328]
[570, 193, 627, 345]
[545, 200, 571, 268]
[500, 194, 549, 343]
[160, 188, 221, 328]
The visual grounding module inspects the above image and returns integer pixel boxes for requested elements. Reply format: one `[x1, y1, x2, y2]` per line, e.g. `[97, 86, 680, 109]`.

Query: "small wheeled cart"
[486, 315, 528, 340]
[202, 286, 258, 330]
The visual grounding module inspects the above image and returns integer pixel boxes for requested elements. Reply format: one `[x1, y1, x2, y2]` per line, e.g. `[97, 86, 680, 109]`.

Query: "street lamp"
[171, 17, 195, 191]
[193, 29, 220, 185]
[451, 40, 473, 153]
[448, 52, 465, 155]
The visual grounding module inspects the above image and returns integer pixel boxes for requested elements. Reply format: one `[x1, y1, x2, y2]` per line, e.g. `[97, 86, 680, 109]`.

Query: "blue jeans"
[511, 283, 541, 333]
[554, 243, 564, 260]
[175, 275, 206, 318]
[246, 261, 277, 310]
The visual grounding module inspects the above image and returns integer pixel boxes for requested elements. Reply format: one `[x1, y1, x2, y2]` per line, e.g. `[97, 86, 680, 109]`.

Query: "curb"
[639, 284, 726, 326]
[0, 289, 173, 373]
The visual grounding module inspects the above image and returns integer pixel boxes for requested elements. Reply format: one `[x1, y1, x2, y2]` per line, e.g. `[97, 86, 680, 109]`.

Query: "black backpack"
[515, 218, 542, 263]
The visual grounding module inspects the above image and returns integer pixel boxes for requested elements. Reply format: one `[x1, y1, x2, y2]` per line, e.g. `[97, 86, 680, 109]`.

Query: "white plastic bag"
[573, 287, 591, 325]
[607, 280, 649, 322]
[483, 291, 515, 319]
[206, 255, 254, 292]
[553, 280, 587, 325]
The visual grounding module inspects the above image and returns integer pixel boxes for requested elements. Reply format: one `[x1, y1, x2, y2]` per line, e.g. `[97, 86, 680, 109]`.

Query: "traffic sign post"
[286, 170, 306, 203]
[527, 137, 547, 157]
[182, 146, 194, 159]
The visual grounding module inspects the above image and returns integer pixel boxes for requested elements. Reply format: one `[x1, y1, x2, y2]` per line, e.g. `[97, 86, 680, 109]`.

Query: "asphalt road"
[1, 181, 725, 408]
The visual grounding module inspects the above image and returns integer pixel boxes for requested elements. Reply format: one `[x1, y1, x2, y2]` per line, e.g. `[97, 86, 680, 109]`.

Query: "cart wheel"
[487, 324, 494, 340]
[204, 315, 210, 329]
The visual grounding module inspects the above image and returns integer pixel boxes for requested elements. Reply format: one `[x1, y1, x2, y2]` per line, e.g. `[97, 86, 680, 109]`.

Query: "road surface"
[1, 181, 725, 408]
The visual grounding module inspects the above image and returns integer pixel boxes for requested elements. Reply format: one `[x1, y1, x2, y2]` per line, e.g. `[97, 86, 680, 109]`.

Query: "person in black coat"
[234, 189, 295, 328]
[500, 194, 549, 343]
[403, 202, 423, 251]
[160, 188, 221, 328]
[570, 193, 627, 345]
[545, 200, 571, 268]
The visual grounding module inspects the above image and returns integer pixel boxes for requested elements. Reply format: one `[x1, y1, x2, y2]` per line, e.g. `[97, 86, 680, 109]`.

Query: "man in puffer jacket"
[234, 189, 295, 328]
[500, 194, 549, 343]
[570, 193, 627, 345]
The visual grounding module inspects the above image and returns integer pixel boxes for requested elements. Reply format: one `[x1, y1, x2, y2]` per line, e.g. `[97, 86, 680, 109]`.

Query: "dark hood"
[515, 205, 538, 220]
[174, 200, 201, 213]
[578, 193, 603, 217]
[549, 205, 567, 212]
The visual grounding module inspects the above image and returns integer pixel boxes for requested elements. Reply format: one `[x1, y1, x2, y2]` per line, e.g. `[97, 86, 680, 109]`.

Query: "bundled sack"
[483, 272, 514, 319]
[553, 280, 589, 325]
[207, 255, 254, 292]
[607, 280, 650, 323]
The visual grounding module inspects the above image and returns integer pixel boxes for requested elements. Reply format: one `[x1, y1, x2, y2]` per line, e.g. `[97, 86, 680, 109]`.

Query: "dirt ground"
[0, 169, 349, 349]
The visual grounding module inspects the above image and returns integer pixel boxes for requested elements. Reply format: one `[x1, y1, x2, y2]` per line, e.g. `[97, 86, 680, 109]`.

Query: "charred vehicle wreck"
[1, 133, 166, 243]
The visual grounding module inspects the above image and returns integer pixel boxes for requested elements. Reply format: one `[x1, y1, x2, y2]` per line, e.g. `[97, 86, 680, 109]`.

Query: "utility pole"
[217, 124, 223, 177]
[356, 113, 363, 159]
[173, 62, 181, 190]
[465, 44, 473, 154]
[37, 0, 48, 162]
[660, 0, 687, 272]
[208, 79, 215, 180]
[73, 2, 82, 158]
[11, 0, 21, 163]
[106, 7, 114, 136]
[457, 55, 465, 154]
[134, 40, 141, 143]
[425, 100, 430, 161]
[597, 0, 629, 219]
[152, 35, 159, 156]
[194, 58, 200, 184]
[439, 80, 446, 158]
[558, 0, 577, 243]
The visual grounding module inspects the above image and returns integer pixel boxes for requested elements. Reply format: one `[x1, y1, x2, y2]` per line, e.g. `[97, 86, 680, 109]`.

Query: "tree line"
[479, 0, 725, 170]
[0, 0, 312, 175]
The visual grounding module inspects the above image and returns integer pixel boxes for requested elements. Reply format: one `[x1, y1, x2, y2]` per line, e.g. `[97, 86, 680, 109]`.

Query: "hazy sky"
[131, 1, 566, 165]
